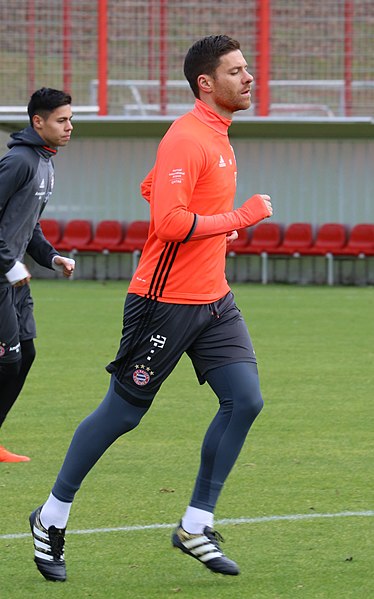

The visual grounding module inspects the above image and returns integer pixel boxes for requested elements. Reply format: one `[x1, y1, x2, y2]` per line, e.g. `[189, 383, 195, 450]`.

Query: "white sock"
[181, 506, 214, 534]
[40, 493, 72, 530]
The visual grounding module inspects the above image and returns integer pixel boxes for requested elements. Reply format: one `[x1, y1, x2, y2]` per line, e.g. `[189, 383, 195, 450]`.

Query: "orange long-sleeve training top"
[128, 99, 237, 304]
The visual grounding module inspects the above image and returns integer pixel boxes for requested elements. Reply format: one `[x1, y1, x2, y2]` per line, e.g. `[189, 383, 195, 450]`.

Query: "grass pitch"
[0, 280, 373, 599]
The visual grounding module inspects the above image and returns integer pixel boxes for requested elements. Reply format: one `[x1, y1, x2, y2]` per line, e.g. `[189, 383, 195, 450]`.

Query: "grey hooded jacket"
[0, 126, 60, 286]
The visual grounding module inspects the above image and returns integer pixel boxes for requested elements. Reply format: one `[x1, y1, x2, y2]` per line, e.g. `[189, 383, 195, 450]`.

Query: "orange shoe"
[0, 445, 30, 462]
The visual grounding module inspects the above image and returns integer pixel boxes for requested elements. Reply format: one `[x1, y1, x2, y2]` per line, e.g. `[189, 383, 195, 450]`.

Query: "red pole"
[159, 0, 168, 115]
[148, 0, 156, 103]
[344, 0, 353, 117]
[98, 0, 108, 115]
[63, 0, 72, 93]
[27, 0, 35, 97]
[255, 0, 270, 116]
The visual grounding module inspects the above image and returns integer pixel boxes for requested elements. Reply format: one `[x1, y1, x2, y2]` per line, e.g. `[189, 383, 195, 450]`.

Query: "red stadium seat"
[54, 219, 92, 252]
[39, 219, 62, 246]
[245, 222, 311, 284]
[300, 223, 348, 256]
[326, 223, 374, 285]
[116, 220, 150, 253]
[266, 222, 314, 255]
[246, 222, 283, 254]
[333, 223, 374, 256]
[82, 220, 125, 252]
[291, 223, 348, 285]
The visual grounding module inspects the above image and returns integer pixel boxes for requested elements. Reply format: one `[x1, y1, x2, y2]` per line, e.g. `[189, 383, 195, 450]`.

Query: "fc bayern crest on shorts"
[133, 368, 150, 386]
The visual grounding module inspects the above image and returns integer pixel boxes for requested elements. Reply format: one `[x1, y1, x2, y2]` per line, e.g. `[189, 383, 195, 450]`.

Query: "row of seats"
[39, 219, 374, 284]
[227, 222, 374, 285]
[40, 219, 149, 254]
[227, 222, 374, 257]
[41, 219, 374, 256]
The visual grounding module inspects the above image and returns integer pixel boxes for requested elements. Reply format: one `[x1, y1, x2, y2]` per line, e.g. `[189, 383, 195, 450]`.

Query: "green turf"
[1, 281, 373, 598]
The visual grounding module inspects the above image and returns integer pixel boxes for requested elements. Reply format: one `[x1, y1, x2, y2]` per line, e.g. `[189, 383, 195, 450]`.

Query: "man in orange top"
[30, 35, 273, 581]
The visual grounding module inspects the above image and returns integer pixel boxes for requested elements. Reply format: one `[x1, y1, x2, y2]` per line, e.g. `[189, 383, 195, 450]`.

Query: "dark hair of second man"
[27, 87, 72, 125]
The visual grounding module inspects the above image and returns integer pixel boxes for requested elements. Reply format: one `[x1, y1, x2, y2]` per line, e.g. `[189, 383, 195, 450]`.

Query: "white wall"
[1, 131, 373, 226]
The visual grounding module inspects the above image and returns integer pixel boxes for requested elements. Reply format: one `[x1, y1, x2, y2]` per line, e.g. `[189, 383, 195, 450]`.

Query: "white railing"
[0, 106, 98, 115]
[90, 78, 374, 117]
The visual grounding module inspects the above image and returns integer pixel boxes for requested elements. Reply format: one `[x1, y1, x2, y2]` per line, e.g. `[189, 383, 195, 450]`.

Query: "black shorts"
[0, 284, 36, 363]
[106, 292, 257, 399]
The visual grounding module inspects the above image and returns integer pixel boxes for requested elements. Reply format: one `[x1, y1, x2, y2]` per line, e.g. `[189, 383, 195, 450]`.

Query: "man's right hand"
[13, 274, 32, 287]
[5, 260, 31, 286]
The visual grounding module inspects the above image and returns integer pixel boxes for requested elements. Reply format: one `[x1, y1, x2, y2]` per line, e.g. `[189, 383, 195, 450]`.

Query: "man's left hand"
[53, 256, 75, 278]
[226, 230, 238, 245]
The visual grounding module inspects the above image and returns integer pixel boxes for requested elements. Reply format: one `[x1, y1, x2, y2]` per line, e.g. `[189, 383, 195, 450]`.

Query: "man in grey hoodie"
[0, 88, 75, 462]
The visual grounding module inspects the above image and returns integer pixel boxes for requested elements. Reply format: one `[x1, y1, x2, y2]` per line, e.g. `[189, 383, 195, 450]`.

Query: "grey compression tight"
[52, 362, 263, 511]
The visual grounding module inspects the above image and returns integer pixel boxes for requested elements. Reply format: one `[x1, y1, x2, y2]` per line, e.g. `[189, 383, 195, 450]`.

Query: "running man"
[30, 36, 272, 581]
[0, 88, 75, 462]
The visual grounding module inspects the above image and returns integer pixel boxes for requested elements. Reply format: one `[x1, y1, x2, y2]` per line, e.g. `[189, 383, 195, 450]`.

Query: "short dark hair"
[27, 87, 72, 125]
[184, 35, 241, 98]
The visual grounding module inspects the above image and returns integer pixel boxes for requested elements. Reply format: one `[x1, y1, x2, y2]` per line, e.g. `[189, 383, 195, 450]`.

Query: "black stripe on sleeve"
[182, 214, 198, 243]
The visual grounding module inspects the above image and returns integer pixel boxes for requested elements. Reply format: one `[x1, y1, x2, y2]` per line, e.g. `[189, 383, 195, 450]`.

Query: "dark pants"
[0, 340, 36, 427]
[52, 292, 263, 513]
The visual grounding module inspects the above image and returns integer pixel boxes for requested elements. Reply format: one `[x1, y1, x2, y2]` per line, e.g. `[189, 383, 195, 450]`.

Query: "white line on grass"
[1, 510, 373, 541]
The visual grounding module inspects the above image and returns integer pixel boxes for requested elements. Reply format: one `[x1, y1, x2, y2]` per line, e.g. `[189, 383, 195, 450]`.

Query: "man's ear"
[197, 75, 213, 94]
[32, 114, 43, 130]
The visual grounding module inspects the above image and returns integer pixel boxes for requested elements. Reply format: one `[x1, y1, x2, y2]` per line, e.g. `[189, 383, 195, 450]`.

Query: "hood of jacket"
[8, 126, 57, 158]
